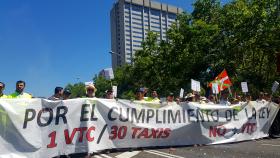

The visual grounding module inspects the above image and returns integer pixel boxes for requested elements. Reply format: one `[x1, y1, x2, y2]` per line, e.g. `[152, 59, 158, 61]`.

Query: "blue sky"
[0, 0, 227, 97]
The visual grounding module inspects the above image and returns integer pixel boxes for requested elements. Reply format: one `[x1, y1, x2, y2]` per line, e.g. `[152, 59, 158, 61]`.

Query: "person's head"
[245, 94, 252, 101]
[259, 92, 264, 99]
[136, 88, 145, 100]
[193, 91, 200, 102]
[0, 82, 5, 94]
[151, 90, 158, 98]
[221, 90, 229, 99]
[167, 92, 174, 102]
[85, 84, 97, 98]
[185, 93, 195, 102]
[106, 89, 114, 99]
[63, 88, 71, 100]
[208, 95, 215, 102]
[54, 87, 63, 96]
[16, 80, 26, 93]
[264, 92, 271, 101]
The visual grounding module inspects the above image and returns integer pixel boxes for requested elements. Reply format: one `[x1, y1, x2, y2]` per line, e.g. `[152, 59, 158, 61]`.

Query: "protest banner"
[0, 98, 279, 158]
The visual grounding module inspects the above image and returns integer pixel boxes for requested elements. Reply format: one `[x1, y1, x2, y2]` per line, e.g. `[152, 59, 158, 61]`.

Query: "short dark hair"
[16, 80, 26, 86]
[0, 82, 5, 88]
[54, 87, 63, 94]
[63, 88, 71, 95]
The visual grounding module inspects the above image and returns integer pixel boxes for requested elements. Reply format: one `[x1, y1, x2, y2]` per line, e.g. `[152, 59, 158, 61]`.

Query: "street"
[90, 137, 280, 158]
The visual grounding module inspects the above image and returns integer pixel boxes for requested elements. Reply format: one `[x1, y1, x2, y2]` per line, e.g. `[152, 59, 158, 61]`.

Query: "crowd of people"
[0, 80, 114, 100]
[133, 87, 278, 106]
[1, 80, 280, 157]
[0, 80, 279, 105]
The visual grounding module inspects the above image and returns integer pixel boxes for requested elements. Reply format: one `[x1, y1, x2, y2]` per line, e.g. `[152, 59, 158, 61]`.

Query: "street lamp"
[109, 51, 122, 57]
[109, 51, 124, 68]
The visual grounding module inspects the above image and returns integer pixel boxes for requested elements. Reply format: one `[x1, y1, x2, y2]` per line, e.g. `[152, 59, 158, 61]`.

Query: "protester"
[166, 92, 175, 105]
[175, 96, 181, 104]
[264, 92, 272, 101]
[0, 82, 7, 98]
[256, 92, 266, 103]
[151, 90, 160, 102]
[193, 92, 200, 102]
[135, 88, 145, 101]
[105, 88, 114, 99]
[207, 94, 216, 104]
[62, 88, 71, 100]
[9, 80, 32, 98]
[48, 87, 63, 101]
[269, 96, 280, 138]
[219, 90, 230, 106]
[199, 96, 208, 104]
[185, 93, 195, 102]
[85, 84, 97, 98]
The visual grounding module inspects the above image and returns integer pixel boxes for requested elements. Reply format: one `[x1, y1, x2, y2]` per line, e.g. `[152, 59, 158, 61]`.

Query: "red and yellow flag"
[209, 69, 232, 92]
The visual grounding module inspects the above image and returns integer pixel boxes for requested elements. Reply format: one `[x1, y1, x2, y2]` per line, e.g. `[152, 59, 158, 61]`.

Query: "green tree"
[107, 0, 280, 99]
[65, 82, 86, 98]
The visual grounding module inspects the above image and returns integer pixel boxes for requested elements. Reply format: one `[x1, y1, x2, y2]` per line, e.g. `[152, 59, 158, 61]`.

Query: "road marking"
[149, 150, 185, 158]
[145, 150, 185, 158]
[145, 150, 172, 158]
[261, 144, 280, 147]
[115, 151, 141, 158]
[93, 154, 113, 158]
[100, 154, 114, 158]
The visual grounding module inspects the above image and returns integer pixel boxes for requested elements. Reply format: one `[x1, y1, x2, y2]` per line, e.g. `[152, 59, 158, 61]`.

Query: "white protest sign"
[113, 86, 117, 97]
[84, 81, 93, 86]
[212, 83, 219, 94]
[179, 88, 184, 98]
[191, 79, 201, 92]
[105, 68, 114, 80]
[272, 81, 279, 93]
[241, 82, 248, 93]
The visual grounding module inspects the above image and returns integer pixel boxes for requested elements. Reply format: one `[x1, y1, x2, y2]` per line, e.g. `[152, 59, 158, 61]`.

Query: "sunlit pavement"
[86, 137, 280, 158]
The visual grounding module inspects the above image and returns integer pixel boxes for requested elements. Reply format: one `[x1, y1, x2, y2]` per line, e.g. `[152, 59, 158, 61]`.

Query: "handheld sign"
[191, 79, 201, 92]
[241, 82, 248, 93]
[179, 88, 184, 98]
[212, 83, 219, 94]
[112, 86, 117, 98]
[84, 81, 93, 86]
[272, 81, 279, 93]
[104, 68, 114, 80]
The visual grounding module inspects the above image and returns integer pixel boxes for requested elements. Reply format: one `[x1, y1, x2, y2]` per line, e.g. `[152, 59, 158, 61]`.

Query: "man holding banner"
[0, 82, 7, 98]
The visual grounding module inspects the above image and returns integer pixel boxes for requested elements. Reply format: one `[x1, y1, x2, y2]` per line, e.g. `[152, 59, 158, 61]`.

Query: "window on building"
[151, 9, 160, 16]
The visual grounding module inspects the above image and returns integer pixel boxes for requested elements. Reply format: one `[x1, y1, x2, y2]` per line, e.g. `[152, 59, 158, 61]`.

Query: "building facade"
[110, 0, 183, 69]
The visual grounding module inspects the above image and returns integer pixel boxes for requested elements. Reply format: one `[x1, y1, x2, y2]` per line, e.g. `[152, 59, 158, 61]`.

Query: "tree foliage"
[65, 82, 86, 98]
[97, 0, 280, 99]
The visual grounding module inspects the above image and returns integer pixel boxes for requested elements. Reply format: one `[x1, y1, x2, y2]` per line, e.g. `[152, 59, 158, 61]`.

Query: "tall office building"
[110, 0, 183, 69]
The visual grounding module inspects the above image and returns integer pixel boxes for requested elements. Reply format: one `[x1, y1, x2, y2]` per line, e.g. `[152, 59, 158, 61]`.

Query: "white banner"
[0, 98, 279, 158]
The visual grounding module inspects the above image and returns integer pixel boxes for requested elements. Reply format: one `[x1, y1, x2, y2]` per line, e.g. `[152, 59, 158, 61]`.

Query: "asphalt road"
[89, 137, 280, 158]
